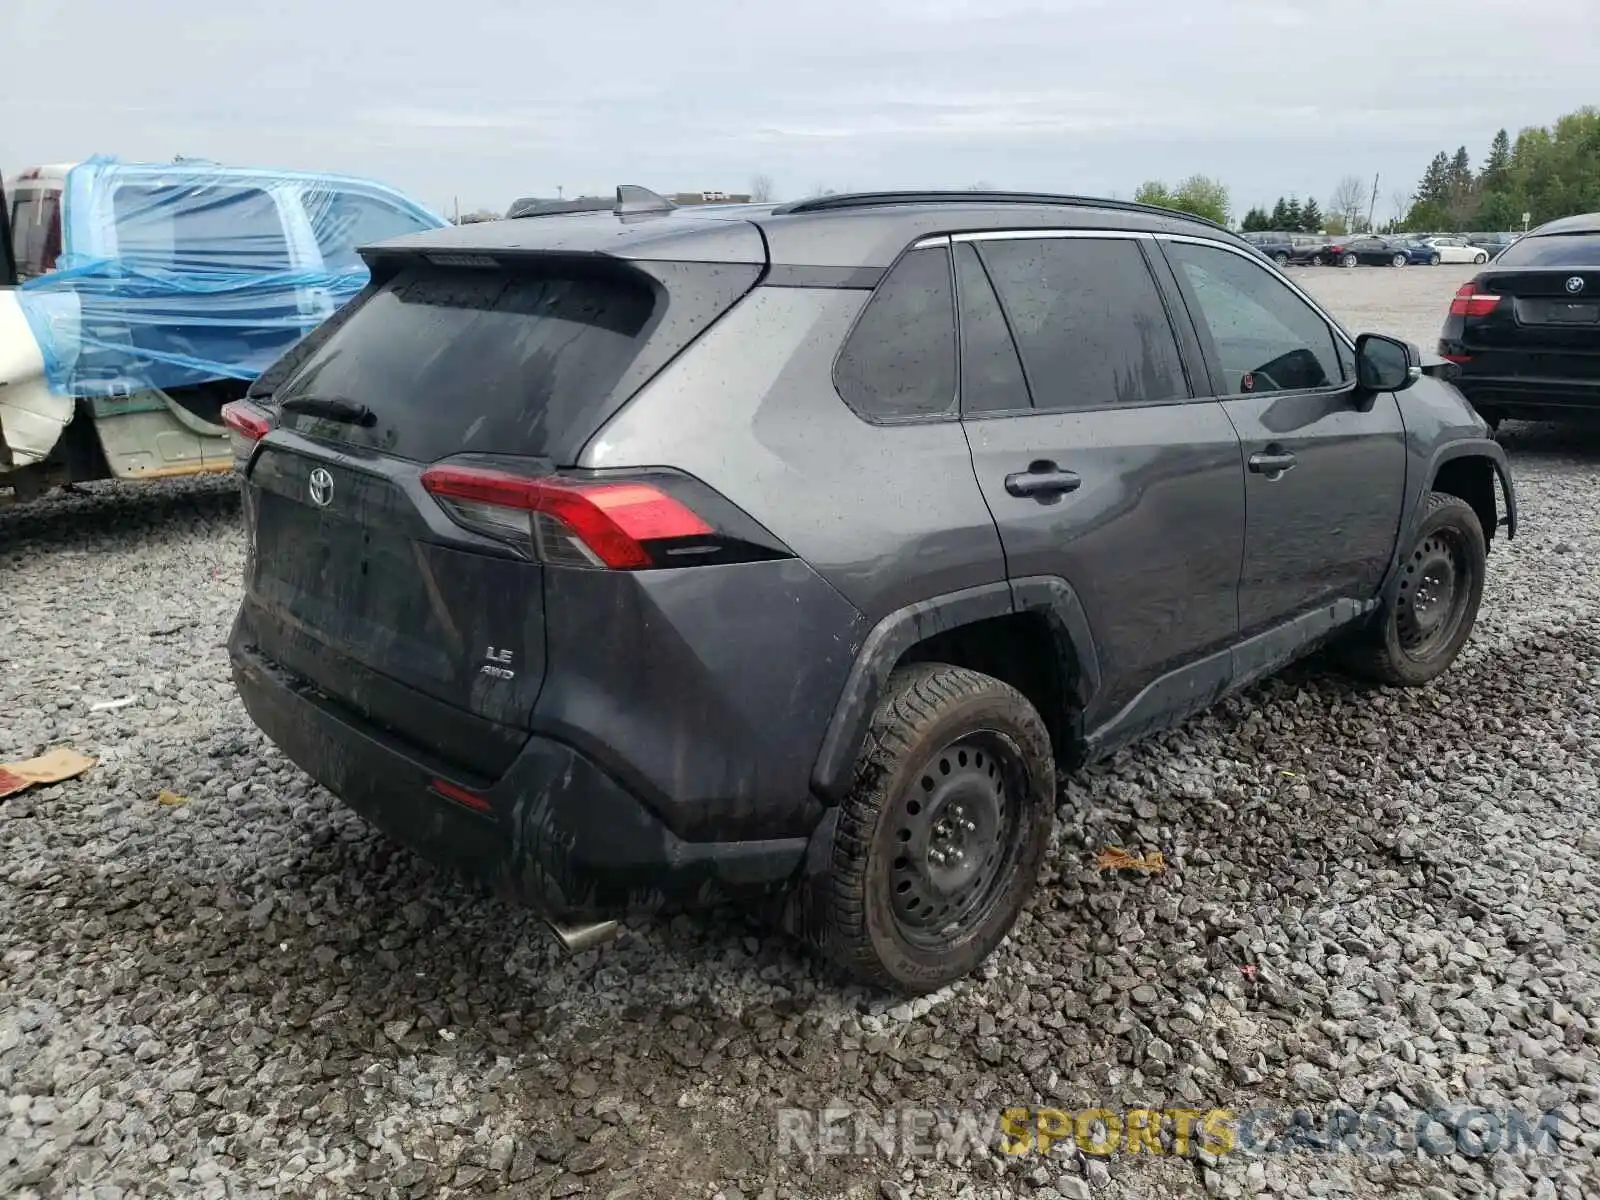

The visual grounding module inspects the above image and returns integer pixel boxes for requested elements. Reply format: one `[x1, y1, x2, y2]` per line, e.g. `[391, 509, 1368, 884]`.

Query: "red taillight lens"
[420, 466, 714, 570]
[1449, 282, 1501, 317]
[1441, 353, 1472, 363]
[430, 778, 492, 814]
[220, 399, 273, 442]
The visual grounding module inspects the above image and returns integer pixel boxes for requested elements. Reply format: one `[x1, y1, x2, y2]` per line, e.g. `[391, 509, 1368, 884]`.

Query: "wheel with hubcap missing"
[1338, 493, 1487, 686]
[809, 663, 1055, 993]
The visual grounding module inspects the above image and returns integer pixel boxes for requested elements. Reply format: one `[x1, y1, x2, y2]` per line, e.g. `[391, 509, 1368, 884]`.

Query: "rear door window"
[833, 245, 957, 421]
[275, 263, 657, 461]
[974, 236, 1189, 410]
[112, 183, 292, 273]
[953, 242, 1031, 414]
[306, 189, 439, 273]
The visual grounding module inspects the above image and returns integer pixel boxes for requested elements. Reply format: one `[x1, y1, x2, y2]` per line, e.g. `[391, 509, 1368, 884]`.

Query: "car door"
[952, 232, 1246, 727]
[1154, 236, 1406, 638]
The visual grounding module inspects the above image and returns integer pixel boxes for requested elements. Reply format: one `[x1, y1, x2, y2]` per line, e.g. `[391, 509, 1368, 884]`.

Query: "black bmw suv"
[223, 187, 1516, 993]
[1440, 211, 1600, 426]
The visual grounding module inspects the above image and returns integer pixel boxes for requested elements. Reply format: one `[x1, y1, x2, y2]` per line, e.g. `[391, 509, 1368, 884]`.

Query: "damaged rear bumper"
[229, 637, 809, 924]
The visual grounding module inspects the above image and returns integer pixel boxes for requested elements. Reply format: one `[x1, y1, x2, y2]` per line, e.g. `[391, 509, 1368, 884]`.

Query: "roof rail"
[770, 190, 1229, 231]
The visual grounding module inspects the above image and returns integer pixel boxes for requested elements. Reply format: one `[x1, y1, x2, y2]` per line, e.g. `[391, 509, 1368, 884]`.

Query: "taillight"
[1441, 353, 1472, 363]
[1449, 282, 1501, 317]
[220, 399, 274, 466]
[420, 465, 721, 570]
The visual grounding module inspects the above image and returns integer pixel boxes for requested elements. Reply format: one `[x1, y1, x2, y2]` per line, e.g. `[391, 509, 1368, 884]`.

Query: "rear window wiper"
[279, 395, 377, 427]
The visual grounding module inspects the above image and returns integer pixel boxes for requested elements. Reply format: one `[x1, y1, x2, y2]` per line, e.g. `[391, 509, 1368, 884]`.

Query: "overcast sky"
[6, 0, 1596, 221]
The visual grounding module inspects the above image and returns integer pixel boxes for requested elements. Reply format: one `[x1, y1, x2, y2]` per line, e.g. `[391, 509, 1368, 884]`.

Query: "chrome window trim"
[951, 229, 1152, 243]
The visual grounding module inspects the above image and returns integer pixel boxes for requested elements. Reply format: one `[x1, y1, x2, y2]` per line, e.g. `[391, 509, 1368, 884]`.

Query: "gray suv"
[223, 188, 1517, 994]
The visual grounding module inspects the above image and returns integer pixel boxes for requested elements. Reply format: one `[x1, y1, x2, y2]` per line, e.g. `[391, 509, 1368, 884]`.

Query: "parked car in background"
[224, 185, 1514, 993]
[1439, 210, 1600, 428]
[1242, 231, 1296, 265]
[1465, 231, 1520, 260]
[1327, 236, 1413, 267]
[1421, 236, 1490, 265]
[1389, 236, 1443, 266]
[2, 157, 445, 499]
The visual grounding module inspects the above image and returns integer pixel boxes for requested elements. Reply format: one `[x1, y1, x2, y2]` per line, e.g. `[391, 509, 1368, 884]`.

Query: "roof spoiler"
[0, 171, 17, 286]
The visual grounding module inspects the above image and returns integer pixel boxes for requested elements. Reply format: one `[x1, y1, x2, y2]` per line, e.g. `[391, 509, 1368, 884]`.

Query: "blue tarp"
[16, 156, 446, 397]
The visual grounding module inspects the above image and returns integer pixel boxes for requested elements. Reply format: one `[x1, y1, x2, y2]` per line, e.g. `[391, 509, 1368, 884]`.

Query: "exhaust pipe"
[545, 918, 620, 953]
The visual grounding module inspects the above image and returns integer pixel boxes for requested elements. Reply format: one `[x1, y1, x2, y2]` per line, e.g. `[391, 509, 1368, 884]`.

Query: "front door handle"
[1248, 449, 1297, 476]
[1004, 461, 1082, 498]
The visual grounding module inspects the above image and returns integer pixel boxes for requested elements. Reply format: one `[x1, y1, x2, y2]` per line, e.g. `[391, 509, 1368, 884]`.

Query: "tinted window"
[11, 190, 61, 279]
[1165, 241, 1343, 394]
[275, 264, 656, 461]
[307, 189, 438, 273]
[112, 184, 291, 273]
[1493, 233, 1600, 268]
[835, 246, 957, 420]
[975, 237, 1187, 409]
[954, 242, 1030, 414]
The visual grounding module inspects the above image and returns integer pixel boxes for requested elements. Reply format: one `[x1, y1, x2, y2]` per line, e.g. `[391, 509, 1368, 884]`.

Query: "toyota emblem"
[1565, 276, 1586, 295]
[307, 467, 334, 508]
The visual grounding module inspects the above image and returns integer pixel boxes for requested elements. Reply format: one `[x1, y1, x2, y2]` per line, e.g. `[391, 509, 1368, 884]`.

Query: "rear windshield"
[273, 264, 657, 462]
[1493, 233, 1600, 268]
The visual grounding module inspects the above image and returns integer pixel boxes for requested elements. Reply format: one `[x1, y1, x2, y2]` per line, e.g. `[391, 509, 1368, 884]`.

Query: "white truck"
[1, 158, 445, 499]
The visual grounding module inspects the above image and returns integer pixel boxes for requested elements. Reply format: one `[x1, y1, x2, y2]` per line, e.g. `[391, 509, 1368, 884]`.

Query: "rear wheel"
[1338, 493, 1486, 687]
[1341, 252, 1358, 268]
[1273, 252, 1290, 266]
[1428, 254, 1441, 266]
[1391, 252, 1409, 267]
[1311, 254, 1325, 266]
[811, 664, 1055, 993]
[1474, 251, 1489, 263]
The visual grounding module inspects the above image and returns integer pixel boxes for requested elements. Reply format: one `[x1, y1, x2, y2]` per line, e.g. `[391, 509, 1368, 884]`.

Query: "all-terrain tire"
[1339, 493, 1487, 686]
[811, 663, 1055, 994]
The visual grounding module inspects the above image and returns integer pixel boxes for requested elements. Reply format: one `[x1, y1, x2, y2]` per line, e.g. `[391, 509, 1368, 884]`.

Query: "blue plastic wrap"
[15, 156, 446, 397]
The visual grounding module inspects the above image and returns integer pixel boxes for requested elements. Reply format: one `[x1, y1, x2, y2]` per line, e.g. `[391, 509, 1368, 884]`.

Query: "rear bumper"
[1454, 376, 1600, 416]
[230, 637, 809, 921]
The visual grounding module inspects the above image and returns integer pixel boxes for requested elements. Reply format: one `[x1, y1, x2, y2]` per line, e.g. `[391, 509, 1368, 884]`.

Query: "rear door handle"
[1248, 450, 1297, 476]
[1004, 461, 1082, 498]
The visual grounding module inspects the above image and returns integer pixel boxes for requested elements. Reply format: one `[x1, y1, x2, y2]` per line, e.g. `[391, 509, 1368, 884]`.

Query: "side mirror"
[1355, 332, 1422, 393]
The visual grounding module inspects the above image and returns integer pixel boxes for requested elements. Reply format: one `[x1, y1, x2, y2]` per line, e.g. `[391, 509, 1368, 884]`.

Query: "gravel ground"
[3, 266, 1598, 1200]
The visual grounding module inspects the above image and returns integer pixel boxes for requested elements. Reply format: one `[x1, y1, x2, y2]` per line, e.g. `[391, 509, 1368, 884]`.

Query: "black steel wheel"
[886, 731, 1028, 949]
[808, 663, 1055, 993]
[1338, 493, 1487, 686]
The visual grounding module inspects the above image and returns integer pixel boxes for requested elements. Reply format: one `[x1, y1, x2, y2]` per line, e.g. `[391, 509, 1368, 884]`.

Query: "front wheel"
[1392, 253, 1409, 267]
[1312, 254, 1325, 266]
[1337, 493, 1487, 687]
[809, 663, 1055, 993]
[1429, 254, 1441, 266]
[1341, 253, 1358, 268]
[1474, 252, 1489, 263]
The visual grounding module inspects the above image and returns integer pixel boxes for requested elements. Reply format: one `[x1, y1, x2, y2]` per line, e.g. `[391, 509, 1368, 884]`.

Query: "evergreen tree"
[1240, 207, 1271, 232]
[1269, 197, 1290, 229]
[1482, 129, 1511, 183]
[1416, 152, 1452, 205]
[1284, 197, 1303, 230]
[1449, 146, 1473, 192]
[1300, 197, 1323, 232]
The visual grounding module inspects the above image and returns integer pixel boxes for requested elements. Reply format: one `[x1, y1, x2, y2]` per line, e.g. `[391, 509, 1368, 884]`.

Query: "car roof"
[1529, 212, 1600, 237]
[370, 187, 1255, 271]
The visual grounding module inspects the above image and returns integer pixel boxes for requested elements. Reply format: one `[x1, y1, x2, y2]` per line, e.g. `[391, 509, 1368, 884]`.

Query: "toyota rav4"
[224, 187, 1517, 994]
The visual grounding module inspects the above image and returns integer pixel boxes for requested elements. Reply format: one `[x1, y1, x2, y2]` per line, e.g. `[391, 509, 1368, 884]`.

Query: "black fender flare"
[1380, 436, 1516, 605]
[809, 576, 1100, 802]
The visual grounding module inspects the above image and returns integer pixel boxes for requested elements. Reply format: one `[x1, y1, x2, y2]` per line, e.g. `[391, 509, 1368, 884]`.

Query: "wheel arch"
[810, 577, 1099, 802]
[1378, 438, 1516, 608]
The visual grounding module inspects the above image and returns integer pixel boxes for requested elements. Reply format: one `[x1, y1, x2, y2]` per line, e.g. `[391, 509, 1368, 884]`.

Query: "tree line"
[1131, 105, 1599, 235]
